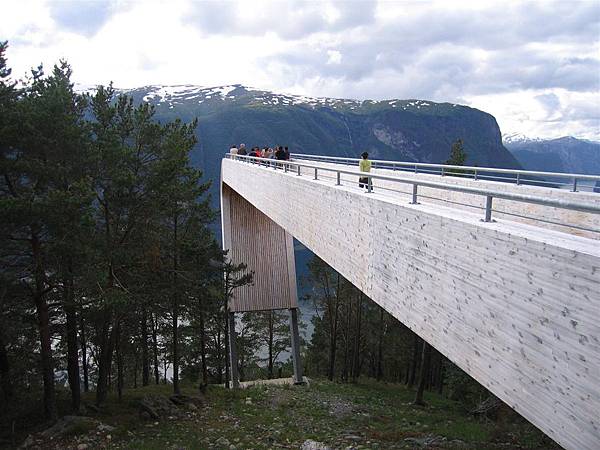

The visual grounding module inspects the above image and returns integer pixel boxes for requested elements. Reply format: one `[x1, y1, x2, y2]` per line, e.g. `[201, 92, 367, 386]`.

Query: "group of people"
[228, 143, 373, 191]
[229, 143, 291, 161]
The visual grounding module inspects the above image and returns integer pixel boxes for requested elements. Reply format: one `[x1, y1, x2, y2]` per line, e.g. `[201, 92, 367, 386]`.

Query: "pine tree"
[1, 58, 93, 418]
[446, 139, 467, 165]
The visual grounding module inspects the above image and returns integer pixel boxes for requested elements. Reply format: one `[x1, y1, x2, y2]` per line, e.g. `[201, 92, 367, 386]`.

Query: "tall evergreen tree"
[1, 58, 93, 418]
[445, 139, 467, 166]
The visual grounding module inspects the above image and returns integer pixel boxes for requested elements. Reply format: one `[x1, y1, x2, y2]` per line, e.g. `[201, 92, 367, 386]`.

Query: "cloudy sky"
[2, 0, 599, 140]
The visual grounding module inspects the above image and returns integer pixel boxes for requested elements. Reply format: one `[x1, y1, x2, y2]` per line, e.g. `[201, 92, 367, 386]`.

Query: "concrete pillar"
[289, 307, 304, 384]
[227, 311, 239, 389]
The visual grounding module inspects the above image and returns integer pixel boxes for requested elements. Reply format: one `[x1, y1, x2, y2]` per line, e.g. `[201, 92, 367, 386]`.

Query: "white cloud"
[326, 49, 342, 65]
[1, 0, 598, 139]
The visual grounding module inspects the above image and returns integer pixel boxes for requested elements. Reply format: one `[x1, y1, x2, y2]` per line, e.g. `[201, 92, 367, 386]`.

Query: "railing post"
[572, 178, 578, 192]
[441, 167, 445, 177]
[336, 171, 341, 185]
[516, 173, 521, 185]
[414, 165, 418, 174]
[367, 176, 372, 193]
[314, 168, 318, 180]
[483, 196, 493, 222]
[474, 170, 478, 181]
[297, 165, 301, 176]
[285, 163, 288, 173]
[410, 184, 419, 204]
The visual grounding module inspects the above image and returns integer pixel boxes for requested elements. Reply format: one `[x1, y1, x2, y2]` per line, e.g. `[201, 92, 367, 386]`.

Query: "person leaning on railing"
[359, 151, 372, 190]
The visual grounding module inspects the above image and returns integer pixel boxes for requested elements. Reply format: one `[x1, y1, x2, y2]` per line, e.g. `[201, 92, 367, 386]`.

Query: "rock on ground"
[301, 439, 332, 450]
[19, 416, 111, 449]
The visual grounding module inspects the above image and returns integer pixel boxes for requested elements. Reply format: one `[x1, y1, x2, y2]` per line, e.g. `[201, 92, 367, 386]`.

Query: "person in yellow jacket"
[359, 151, 372, 190]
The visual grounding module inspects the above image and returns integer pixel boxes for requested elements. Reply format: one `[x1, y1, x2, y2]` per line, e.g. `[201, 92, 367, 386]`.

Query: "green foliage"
[446, 139, 467, 166]
[0, 43, 229, 424]
[444, 138, 472, 177]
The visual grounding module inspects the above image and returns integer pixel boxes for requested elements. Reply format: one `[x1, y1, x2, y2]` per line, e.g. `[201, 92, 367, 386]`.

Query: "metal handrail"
[290, 153, 600, 192]
[224, 154, 600, 223]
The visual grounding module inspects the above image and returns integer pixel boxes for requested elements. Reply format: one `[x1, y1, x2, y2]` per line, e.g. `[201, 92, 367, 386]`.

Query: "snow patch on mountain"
[76, 83, 448, 113]
[502, 132, 543, 144]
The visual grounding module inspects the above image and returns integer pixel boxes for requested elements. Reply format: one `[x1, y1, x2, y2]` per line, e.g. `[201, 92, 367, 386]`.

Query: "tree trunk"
[141, 307, 150, 386]
[327, 274, 341, 381]
[376, 307, 385, 381]
[414, 341, 432, 405]
[351, 293, 363, 383]
[341, 302, 351, 383]
[268, 311, 274, 379]
[436, 353, 445, 395]
[199, 309, 208, 387]
[64, 262, 81, 413]
[163, 358, 168, 384]
[224, 310, 230, 388]
[65, 303, 80, 411]
[0, 331, 13, 401]
[216, 326, 223, 384]
[116, 321, 123, 401]
[172, 303, 179, 394]
[133, 352, 138, 389]
[95, 307, 115, 406]
[80, 317, 89, 392]
[31, 232, 56, 420]
[151, 311, 160, 385]
[171, 212, 180, 395]
[407, 334, 421, 388]
[97, 202, 116, 406]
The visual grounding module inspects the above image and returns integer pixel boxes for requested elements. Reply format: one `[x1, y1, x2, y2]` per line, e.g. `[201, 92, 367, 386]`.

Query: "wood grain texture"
[222, 158, 600, 450]
[293, 159, 600, 239]
[221, 183, 298, 312]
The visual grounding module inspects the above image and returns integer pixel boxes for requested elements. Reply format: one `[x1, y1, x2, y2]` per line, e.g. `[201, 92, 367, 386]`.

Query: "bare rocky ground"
[5, 379, 559, 450]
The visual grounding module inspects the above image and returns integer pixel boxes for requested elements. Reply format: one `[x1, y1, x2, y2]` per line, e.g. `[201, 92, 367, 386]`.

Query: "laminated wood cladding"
[221, 157, 600, 450]
[221, 183, 298, 312]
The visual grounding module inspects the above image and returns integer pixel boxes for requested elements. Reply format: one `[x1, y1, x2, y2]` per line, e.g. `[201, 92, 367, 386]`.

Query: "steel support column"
[228, 311, 240, 388]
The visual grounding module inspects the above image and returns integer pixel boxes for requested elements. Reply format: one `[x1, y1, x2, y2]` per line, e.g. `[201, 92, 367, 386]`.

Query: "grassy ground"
[2, 379, 560, 449]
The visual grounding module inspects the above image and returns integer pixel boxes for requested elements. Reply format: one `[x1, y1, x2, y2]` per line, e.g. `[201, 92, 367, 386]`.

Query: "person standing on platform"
[359, 151, 372, 190]
[238, 143, 247, 156]
[229, 144, 238, 155]
[275, 146, 286, 160]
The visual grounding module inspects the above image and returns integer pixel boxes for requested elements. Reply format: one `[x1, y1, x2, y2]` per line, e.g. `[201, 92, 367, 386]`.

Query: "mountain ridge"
[503, 132, 600, 146]
[504, 135, 600, 175]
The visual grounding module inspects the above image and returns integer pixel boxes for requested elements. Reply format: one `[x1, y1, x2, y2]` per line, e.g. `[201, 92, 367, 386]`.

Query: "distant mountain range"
[94, 84, 600, 195]
[503, 135, 600, 176]
[117, 84, 520, 195]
